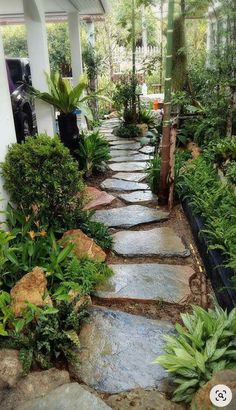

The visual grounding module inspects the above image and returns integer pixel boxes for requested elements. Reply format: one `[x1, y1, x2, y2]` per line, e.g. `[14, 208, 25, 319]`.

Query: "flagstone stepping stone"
[109, 154, 151, 163]
[113, 227, 190, 257]
[139, 146, 155, 154]
[109, 162, 148, 172]
[109, 139, 137, 146]
[110, 149, 139, 158]
[101, 179, 148, 192]
[93, 205, 169, 228]
[118, 190, 157, 204]
[109, 143, 141, 150]
[112, 172, 146, 182]
[83, 187, 115, 210]
[18, 383, 112, 410]
[70, 306, 174, 394]
[95, 264, 193, 303]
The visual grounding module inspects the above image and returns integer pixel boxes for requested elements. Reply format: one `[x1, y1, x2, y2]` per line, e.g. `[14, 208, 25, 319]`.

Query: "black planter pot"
[58, 112, 79, 153]
[182, 199, 236, 311]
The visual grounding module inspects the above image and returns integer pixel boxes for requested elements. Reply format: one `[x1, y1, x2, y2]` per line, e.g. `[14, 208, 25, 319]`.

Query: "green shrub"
[225, 161, 236, 184]
[81, 220, 113, 250]
[179, 155, 236, 271]
[114, 123, 141, 139]
[0, 291, 88, 374]
[54, 256, 113, 297]
[1, 205, 113, 291]
[214, 136, 236, 163]
[155, 304, 236, 403]
[75, 131, 110, 176]
[138, 108, 156, 127]
[1, 135, 84, 229]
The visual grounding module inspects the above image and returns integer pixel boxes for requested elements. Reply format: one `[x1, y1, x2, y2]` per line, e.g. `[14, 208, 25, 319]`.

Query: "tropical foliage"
[155, 304, 236, 403]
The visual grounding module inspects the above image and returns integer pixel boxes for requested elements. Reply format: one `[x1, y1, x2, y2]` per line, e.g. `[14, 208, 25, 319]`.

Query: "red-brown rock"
[60, 229, 106, 262]
[83, 187, 115, 211]
[10, 267, 52, 316]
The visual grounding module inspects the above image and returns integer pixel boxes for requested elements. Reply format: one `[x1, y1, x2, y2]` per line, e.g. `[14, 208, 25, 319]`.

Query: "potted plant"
[26, 72, 95, 153]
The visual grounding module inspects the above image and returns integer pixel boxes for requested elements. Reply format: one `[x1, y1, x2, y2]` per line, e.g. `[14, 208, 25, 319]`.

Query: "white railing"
[112, 46, 160, 73]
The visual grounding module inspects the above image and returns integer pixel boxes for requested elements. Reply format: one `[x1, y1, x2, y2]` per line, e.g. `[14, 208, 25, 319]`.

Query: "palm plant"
[28, 72, 93, 117]
[27, 72, 106, 153]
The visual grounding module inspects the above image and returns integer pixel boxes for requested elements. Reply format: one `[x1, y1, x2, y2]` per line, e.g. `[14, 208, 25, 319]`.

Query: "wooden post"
[158, 0, 175, 205]
[168, 124, 177, 210]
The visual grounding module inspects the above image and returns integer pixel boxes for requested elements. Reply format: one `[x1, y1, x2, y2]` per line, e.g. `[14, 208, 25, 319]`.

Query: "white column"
[0, 31, 17, 216]
[23, 0, 55, 136]
[87, 20, 95, 48]
[68, 12, 83, 86]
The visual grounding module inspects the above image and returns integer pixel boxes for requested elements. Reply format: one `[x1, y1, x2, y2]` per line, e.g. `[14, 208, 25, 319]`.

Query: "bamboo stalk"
[158, 0, 175, 205]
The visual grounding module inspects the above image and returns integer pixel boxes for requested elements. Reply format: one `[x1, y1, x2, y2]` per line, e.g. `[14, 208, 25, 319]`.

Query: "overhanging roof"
[0, 0, 109, 24]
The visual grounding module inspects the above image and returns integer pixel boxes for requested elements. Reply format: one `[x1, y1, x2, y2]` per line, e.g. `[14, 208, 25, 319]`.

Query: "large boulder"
[15, 383, 112, 410]
[60, 229, 106, 262]
[1, 368, 70, 410]
[193, 370, 236, 410]
[10, 267, 52, 316]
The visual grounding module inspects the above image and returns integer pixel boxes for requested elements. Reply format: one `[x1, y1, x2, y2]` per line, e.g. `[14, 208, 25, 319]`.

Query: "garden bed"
[182, 199, 236, 311]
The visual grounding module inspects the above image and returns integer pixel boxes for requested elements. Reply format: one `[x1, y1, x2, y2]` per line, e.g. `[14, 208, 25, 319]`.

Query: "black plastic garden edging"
[182, 199, 236, 311]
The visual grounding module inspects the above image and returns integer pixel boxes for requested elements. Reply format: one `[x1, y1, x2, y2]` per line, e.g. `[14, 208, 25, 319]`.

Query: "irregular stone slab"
[113, 228, 190, 257]
[16, 383, 112, 410]
[109, 143, 141, 150]
[109, 154, 151, 163]
[95, 264, 193, 303]
[109, 162, 148, 172]
[104, 136, 119, 142]
[70, 306, 174, 393]
[118, 190, 157, 204]
[0, 349, 23, 388]
[2, 369, 70, 410]
[101, 179, 149, 192]
[112, 172, 146, 182]
[139, 146, 155, 154]
[109, 139, 137, 145]
[83, 186, 115, 210]
[106, 388, 185, 410]
[93, 205, 169, 228]
[110, 149, 139, 158]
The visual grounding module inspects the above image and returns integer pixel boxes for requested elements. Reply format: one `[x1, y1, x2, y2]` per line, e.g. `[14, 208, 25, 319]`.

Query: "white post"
[0, 31, 17, 217]
[87, 20, 95, 48]
[23, 0, 55, 136]
[68, 11, 83, 86]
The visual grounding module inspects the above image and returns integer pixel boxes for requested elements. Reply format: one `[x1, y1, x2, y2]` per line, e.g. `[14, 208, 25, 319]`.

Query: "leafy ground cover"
[0, 133, 113, 373]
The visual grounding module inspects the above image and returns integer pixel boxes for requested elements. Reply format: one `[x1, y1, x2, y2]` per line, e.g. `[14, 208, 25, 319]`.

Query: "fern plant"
[0, 291, 88, 374]
[155, 304, 236, 403]
[75, 131, 110, 176]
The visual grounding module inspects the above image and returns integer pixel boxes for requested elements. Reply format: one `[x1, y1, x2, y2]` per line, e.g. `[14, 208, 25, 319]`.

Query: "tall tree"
[158, 0, 175, 205]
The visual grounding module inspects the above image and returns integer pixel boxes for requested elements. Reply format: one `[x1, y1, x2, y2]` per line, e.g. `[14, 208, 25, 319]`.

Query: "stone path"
[74, 118, 194, 396]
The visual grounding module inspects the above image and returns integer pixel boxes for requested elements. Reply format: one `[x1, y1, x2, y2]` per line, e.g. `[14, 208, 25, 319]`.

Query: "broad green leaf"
[0, 323, 8, 336]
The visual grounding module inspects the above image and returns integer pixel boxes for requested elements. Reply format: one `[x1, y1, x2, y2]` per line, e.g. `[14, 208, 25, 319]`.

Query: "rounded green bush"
[1, 134, 84, 228]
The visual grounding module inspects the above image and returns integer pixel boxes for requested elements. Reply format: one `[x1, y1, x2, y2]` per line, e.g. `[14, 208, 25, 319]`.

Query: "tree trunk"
[158, 0, 175, 205]
[160, 0, 164, 88]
